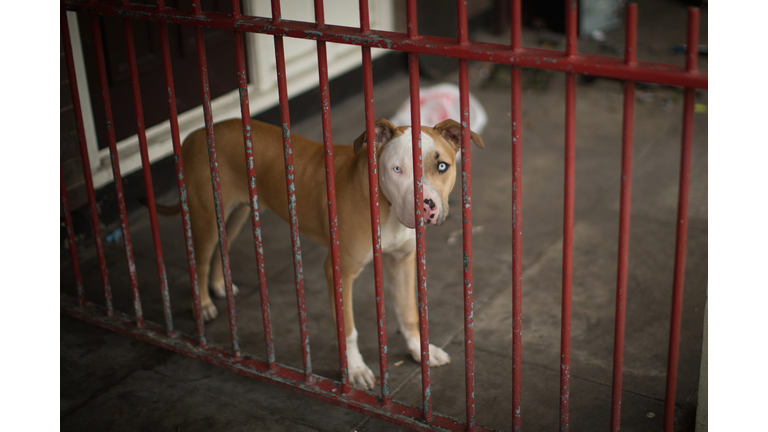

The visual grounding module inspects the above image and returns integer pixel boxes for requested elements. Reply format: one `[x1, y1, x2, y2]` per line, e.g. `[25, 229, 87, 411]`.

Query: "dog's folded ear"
[354, 118, 398, 154]
[433, 119, 486, 152]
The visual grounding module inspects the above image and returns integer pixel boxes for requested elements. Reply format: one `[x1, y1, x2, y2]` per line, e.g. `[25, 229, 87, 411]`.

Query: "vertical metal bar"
[193, 23, 241, 358]
[663, 7, 699, 432]
[357, 0, 390, 403]
[156, 0, 206, 345]
[406, 0, 431, 421]
[456, 1, 475, 430]
[560, 74, 576, 432]
[358, 0, 370, 31]
[124, 17, 178, 331]
[313, 0, 350, 393]
[560, 2, 578, 430]
[565, 0, 578, 58]
[61, 164, 86, 309]
[510, 0, 521, 51]
[609, 4, 637, 431]
[406, 0, 419, 39]
[510, 1, 523, 429]
[271, 0, 312, 382]
[231, 6, 275, 368]
[90, 13, 146, 330]
[61, 9, 113, 318]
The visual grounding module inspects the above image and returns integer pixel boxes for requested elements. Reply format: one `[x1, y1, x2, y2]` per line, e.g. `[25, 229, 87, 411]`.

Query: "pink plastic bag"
[388, 83, 488, 134]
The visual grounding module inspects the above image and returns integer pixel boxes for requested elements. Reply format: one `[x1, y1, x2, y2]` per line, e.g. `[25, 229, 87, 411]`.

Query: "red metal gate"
[60, 1, 707, 431]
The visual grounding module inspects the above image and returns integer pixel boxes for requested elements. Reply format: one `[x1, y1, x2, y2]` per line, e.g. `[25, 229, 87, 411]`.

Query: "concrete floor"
[60, 2, 707, 431]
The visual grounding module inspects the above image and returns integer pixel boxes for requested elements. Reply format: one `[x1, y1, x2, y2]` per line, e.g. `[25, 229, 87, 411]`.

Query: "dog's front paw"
[347, 348, 376, 390]
[200, 301, 218, 322]
[211, 282, 240, 299]
[429, 344, 451, 367]
[349, 362, 376, 390]
[408, 338, 451, 367]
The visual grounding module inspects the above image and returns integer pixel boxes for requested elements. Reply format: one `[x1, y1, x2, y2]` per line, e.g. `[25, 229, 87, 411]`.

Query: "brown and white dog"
[159, 118, 484, 389]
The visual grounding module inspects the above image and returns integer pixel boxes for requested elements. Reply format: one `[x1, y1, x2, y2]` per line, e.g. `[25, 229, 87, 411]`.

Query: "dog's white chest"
[381, 206, 416, 257]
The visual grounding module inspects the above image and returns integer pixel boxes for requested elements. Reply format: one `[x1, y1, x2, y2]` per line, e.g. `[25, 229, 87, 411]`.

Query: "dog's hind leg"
[210, 204, 250, 298]
[189, 201, 221, 322]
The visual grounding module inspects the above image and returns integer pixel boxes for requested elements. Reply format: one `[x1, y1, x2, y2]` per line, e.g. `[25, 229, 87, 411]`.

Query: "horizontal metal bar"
[60, 294, 496, 432]
[63, 1, 707, 89]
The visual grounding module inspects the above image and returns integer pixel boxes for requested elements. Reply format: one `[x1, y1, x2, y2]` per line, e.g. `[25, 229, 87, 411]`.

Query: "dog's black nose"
[424, 198, 435, 209]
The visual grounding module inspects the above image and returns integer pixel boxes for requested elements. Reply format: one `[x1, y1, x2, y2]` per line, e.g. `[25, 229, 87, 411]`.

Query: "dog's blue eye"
[393, 166, 401, 173]
[437, 162, 448, 173]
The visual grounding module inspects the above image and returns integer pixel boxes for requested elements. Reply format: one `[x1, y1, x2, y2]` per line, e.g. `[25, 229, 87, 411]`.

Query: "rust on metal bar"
[271, 0, 312, 381]
[456, 2, 475, 430]
[233, 16, 276, 369]
[406, 1, 432, 417]
[61, 9, 113, 317]
[156, 7, 205, 345]
[125, 16, 182, 330]
[314, 0, 350, 394]
[358, 0, 390, 406]
[91, 13, 146, 331]
[194, 25, 241, 357]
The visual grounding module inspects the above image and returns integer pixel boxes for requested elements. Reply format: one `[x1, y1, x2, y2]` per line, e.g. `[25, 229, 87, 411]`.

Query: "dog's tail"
[138, 196, 182, 216]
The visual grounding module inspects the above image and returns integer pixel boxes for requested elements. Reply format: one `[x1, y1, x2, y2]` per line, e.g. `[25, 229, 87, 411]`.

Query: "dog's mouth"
[397, 212, 444, 228]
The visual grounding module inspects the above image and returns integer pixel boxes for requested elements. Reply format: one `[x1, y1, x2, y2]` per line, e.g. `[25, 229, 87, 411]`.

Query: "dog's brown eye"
[437, 162, 448, 173]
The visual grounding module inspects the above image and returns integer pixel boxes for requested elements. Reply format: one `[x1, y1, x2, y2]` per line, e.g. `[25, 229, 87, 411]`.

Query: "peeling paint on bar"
[125, 15, 176, 329]
[231, 25, 275, 365]
[92, 12, 144, 328]
[62, 10, 114, 317]
[273, 32, 312, 380]
[194, 24, 240, 356]
[461, 66, 478, 429]
[315, 29, 350, 393]
[406, 47, 432, 421]
[359, 39, 390, 405]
